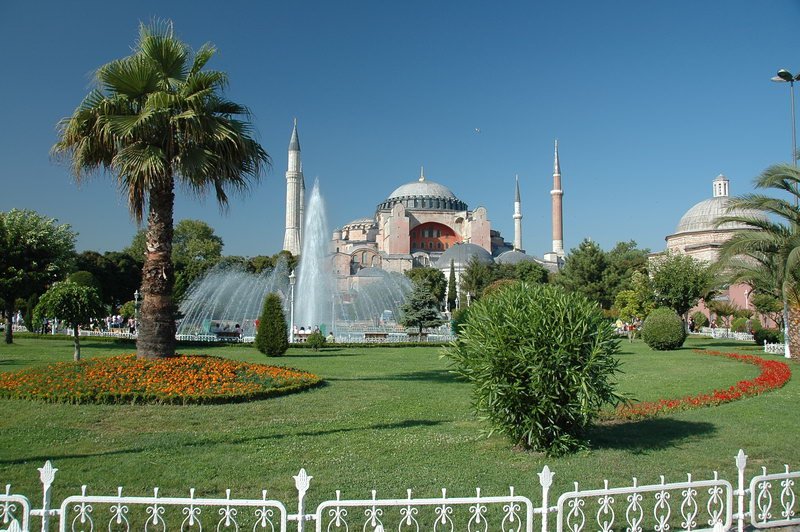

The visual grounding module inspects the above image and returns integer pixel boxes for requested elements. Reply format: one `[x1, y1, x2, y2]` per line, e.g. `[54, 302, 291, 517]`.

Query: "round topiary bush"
[446, 282, 621, 455]
[641, 307, 687, 350]
[731, 317, 748, 333]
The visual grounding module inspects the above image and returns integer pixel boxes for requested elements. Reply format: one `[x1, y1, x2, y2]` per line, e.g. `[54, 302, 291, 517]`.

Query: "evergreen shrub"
[691, 311, 708, 329]
[754, 327, 783, 346]
[450, 307, 470, 335]
[446, 282, 621, 455]
[306, 331, 325, 351]
[255, 293, 288, 356]
[641, 307, 686, 350]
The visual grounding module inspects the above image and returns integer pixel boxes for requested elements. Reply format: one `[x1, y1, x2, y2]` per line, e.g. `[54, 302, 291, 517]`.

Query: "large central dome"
[377, 172, 467, 212]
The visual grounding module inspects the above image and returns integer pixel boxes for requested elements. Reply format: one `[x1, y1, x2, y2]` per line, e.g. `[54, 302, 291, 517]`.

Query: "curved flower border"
[0, 354, 323, 405]
[614, 349, 792, 420]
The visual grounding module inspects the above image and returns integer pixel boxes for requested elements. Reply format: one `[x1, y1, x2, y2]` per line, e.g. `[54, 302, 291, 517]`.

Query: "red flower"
[615, 350, 791, 420]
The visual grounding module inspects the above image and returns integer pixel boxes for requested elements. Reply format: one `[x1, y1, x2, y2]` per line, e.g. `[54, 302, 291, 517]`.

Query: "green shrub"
[731, 317, 748, 333]
[754, 327, 783, 346]
[446, 282, 621, 455]
[450, 306, 471, 335]
[691, 311, 708, 329]
[255, 293, 288, 356]
[641, 307, 686, 351]
[306, 331, 326, 351]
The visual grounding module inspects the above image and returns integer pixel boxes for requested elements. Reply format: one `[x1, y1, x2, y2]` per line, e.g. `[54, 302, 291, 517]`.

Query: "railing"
[763, 341, 786, 356]
[1, 450, 797, 532]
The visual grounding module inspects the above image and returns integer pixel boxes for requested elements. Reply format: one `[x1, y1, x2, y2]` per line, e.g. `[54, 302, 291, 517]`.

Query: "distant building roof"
[435, 243, 494, 268]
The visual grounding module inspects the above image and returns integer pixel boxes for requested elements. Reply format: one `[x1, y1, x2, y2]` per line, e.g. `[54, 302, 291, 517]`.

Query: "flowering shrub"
[0, 355, 322, 404]
[615, 350, 791, 419]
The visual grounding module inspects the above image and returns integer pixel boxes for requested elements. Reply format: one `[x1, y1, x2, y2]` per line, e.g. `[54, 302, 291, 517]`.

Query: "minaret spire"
[545, 139, 565, 262]
[513, 174, 523, 251]
[283, 119, 304, 255]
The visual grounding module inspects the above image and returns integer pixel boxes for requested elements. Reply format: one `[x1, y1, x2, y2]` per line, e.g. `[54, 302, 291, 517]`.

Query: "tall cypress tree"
[447, 260, 457, 311]
[255, 293, 289, 356]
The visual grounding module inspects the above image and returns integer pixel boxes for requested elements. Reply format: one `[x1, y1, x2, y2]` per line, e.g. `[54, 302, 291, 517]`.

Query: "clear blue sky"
[1, 1, 798, 258]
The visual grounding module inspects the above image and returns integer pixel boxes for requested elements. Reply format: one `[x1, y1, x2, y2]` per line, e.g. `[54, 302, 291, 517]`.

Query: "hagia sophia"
[281, 121, 761, 314]
[281, 121, 565, 295]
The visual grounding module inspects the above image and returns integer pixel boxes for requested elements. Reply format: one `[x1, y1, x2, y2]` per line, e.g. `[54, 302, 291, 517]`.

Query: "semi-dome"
[377, 171, 467, 212]
[495, 250, 539, 265]
[342, 217, 377, 230]
[354, 266, 387, 278]
[674, 175, 764, 234]
[435, 243, 494, 268]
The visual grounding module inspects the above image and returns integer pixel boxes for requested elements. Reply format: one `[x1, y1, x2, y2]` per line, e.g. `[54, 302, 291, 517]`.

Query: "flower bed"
[0, 354, 323, 405]
[614, 350, 791, 420]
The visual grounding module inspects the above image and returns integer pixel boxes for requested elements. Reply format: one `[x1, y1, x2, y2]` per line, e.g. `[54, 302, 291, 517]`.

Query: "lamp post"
[771, 68, 800, 206]
[134, 290, 141, 320]
[288, 270, 296, 343]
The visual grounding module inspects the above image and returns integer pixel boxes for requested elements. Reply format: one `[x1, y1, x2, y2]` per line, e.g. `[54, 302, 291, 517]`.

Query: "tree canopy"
[649, 252, 714, 317]
[34, 281, 105, 360]
[52, 21, 269, 359]
[0, 209, 76, 343]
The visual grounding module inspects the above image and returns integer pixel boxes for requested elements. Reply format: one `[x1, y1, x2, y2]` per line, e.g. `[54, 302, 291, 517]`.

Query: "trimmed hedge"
[641, 307, 686, 351]
[754, 327, 783, 345]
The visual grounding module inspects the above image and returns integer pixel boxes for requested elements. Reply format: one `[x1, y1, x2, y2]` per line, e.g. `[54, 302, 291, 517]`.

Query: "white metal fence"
[1, 450, 796, 532]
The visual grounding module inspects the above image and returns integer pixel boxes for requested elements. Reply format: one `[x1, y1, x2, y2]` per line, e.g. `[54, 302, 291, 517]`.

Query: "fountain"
[177, 179, 420, 342]
[176, 261, 289, 340]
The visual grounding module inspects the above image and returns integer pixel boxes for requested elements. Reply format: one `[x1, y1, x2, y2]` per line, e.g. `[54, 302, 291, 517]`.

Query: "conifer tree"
[447, 260, 457, 311]
[400, 281, 444, 340]
[255, 293, 289, 356]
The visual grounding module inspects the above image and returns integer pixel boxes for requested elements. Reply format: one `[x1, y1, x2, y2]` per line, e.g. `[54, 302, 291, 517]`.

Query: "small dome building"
[659, 174, 764, 320]
[666, 174, 764, 262]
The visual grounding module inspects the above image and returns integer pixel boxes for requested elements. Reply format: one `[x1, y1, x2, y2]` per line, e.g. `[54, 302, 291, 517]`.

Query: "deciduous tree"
[0, 209, 76, 344]
[33, 281, 105, 360]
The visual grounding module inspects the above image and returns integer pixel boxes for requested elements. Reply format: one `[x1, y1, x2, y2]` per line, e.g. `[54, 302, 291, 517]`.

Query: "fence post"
[538, 465, 554, 532]
[293, 469, 312, 532]
[37, 462, 57, 532]
[735, 449, 747, 532]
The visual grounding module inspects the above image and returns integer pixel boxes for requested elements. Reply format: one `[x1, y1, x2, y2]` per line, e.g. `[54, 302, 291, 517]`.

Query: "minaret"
[513, 174, 523, 250]
[545, 139, 565, 261]
[283, 119, 303, 255]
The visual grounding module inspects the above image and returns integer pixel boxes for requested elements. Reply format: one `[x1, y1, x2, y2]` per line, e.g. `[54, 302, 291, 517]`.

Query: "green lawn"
[0, 335, 796, 510]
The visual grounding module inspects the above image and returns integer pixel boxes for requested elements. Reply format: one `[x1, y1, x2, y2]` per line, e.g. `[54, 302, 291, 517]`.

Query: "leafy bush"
[450, 306, 470, 335]
[446, 282, 621, 455]
[255, 293, 288, 356]
[731, 317, 748, 333]
[306, 331, 326, 351]
[754, 327, 783, 346]
[641, 307, 686, 350]
[691, 311, 708, 329]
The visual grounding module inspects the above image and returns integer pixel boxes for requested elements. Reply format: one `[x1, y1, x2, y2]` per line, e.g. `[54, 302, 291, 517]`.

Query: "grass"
[0, 335, 796, 511]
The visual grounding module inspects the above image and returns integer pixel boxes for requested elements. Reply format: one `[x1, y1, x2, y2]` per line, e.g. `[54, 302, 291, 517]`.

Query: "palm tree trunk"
[788, 304, 800, 360]
[136, 178, 176, 359]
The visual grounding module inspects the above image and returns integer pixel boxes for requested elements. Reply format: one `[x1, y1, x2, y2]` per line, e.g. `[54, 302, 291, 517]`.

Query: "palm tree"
[52, 21, 269, 359]
[717, 163, 800, 359]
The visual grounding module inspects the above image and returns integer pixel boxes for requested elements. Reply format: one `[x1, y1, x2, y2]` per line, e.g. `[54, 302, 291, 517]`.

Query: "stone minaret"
[283, 119, 303, 255]
[545, 140, 565, 261]
[513, 175, 523, 250]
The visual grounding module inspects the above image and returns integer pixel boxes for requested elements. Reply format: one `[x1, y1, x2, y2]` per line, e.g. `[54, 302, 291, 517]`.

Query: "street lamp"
[134, 289, 141, 320]
[770, 69, 799, 358]
[771, 68, 800, 205]
[288, 270, 296, 343]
